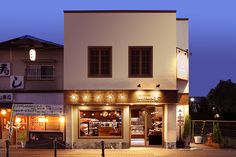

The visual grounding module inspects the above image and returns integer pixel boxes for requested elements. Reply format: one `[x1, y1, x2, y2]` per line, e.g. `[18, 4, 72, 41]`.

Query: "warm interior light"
[1, 109, 7, 115]
[15, 117, 21, 124]
[29, 49, 36, 61]
[38, 117, 48, 123]
[97, 96, 101, 100]
[59, 116, 65, 123]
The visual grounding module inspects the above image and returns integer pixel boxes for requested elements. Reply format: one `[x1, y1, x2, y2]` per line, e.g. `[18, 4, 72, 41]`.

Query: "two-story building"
[0, 35, 65, 148]
[64, 10, 189, 149]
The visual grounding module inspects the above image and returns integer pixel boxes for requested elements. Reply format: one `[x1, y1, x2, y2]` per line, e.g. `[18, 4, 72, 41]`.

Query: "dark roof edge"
[64, 10, 176, 13]
[0, 35, 63, 48]
[176, 18, 189, 21]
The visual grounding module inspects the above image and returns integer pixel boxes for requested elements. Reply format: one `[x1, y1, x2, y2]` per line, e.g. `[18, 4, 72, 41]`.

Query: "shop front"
[65, 90, 178, 149]
[7, 104, 65, 148]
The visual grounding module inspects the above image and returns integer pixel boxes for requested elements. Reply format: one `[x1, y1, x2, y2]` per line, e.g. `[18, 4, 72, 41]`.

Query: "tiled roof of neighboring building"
[0, 35, 63, 49]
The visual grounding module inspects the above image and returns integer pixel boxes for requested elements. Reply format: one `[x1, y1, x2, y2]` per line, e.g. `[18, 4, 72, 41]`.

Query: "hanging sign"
[10, 76, 24, 89]
[12, 104, 64, 116]
[0, 63, 10, 76]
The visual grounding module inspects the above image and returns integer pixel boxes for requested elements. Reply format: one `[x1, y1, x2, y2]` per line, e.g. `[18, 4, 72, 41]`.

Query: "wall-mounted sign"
[12, 104, 64, 116]
[0, 63, 10, 76]
[177, 49, 188, 80]
[65, 90, 178, 104]
[136, 95, 161, 102]
[0, 93, 13, 102]
[10, 75, 24, 89]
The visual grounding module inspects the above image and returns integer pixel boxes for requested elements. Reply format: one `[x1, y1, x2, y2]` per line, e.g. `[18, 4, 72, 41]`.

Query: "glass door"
[146, 106, 163, 146]
[130, 109, 146, 146]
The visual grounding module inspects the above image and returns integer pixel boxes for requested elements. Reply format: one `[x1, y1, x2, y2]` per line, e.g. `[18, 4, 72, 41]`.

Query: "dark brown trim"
[128, 46, 153, 78]
[64, 10, 176, 13]
[88, 46, 112, 78]
[176, 18, 189, 21]
[0, 90, 64, 93]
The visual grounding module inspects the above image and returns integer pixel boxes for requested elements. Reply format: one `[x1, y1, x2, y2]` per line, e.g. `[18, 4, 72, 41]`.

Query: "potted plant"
[194, 121, 205, 144]
[17, 131, 27, 148]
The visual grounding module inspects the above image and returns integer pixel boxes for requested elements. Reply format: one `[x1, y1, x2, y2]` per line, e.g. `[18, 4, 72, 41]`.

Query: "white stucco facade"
[64, 11, 189, 149]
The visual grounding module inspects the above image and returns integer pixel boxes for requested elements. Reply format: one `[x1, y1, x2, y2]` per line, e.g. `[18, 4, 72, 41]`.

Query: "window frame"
[128, 46, 153, 78]
[88, 46, 112, 78]
[25, 63, 56, 81]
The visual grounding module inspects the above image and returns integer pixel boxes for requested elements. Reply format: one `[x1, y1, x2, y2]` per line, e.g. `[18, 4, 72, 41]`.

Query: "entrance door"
[130, 106, 164, 146]
[130, 109, 146, 146]
[146, 106, 163, 146]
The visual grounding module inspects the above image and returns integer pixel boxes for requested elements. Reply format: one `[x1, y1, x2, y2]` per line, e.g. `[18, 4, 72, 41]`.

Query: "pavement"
[1, 143, 236, 157]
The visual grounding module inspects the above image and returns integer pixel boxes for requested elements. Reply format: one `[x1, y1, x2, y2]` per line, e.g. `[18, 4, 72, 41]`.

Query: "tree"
[207, 79, 236, 120]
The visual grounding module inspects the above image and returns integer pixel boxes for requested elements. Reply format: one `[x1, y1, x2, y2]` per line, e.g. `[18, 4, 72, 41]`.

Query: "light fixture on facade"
[137, 84, 141, 88]
[1, 109, 7, 115]
[71, 94, 79, 102]
[29, 49, 36, 61]
[156, 84, 161, 88]
[96, 95, 101, 100]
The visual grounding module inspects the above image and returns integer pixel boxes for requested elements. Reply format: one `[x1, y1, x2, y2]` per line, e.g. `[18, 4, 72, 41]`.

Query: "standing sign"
[177, 109, 184, 126]
[12, 104, 64, 116]
[10, 76, 24, 89]
[0, 63, 10, 76]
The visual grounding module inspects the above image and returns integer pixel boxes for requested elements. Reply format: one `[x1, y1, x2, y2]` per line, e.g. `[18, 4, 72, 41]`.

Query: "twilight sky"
[0, 0, 236, 96]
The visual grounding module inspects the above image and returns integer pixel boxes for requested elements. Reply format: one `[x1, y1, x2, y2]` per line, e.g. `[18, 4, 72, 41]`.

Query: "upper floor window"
[88, 47, 112, 78]
[129, 46, 153, 77]
[25, 63, 55, 81]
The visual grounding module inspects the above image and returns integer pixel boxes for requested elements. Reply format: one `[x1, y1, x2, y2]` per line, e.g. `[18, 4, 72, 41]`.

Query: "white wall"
[64, 12, 177, 90]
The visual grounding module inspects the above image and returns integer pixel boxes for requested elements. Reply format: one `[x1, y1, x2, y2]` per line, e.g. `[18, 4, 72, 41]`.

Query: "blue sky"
[0, 0, 236, 96]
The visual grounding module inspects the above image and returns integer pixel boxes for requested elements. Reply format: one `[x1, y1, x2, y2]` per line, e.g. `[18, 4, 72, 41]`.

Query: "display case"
[131, 117, 144, 138]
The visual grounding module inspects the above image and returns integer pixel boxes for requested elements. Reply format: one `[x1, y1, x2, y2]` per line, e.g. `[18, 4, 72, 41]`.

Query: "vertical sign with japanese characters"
[0, 63, 10, 76]
[10, 75, 24, 89]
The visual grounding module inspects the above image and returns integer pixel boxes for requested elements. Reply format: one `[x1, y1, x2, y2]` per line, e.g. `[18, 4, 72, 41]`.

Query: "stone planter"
[194, 136, 202, 144]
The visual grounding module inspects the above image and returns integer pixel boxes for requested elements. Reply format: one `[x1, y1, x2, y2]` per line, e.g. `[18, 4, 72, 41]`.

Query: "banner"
[12, 104, 64, 116]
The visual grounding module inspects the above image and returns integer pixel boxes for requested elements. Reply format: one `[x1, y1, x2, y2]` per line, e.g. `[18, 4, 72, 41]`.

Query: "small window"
[88, 47, 112, 77]
[26, 64, 55, 80]
[129, 46, 153, 77]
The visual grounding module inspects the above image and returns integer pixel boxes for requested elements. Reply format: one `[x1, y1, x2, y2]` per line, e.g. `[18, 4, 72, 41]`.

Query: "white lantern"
[29, 49, 36, 61]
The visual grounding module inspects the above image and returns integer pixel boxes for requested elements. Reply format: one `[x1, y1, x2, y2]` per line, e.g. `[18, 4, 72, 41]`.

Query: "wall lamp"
[137, 84, 141, 88]
[156, 84, 161, 88]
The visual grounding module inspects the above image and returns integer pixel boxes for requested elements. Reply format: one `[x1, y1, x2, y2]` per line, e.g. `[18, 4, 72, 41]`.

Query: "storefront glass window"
[29, 116, 61, 131]
[79, 110, 122, 138]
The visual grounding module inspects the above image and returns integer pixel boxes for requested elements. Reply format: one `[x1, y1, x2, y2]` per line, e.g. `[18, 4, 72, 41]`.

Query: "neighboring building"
[0, 35, 64, 148]
[64, 10, 189, 149]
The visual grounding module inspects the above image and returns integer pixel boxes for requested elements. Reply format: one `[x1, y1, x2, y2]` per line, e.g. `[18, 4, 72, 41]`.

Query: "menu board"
[12, 104, 64, 116]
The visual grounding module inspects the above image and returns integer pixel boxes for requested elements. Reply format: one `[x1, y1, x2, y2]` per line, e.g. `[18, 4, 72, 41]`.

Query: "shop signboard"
[0, 93, 13, 102]
[0, 62, 10, 76]
[12, 104, 64, 116]
[10, 75, 24, 89]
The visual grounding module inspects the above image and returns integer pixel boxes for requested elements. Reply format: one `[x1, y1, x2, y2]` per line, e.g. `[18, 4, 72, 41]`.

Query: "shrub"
[183, 115, 191, 139]
[213, 122, 222, 144]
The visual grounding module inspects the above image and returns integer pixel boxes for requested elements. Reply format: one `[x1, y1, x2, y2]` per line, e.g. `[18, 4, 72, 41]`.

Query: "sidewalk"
[1, 143, 236, 157]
